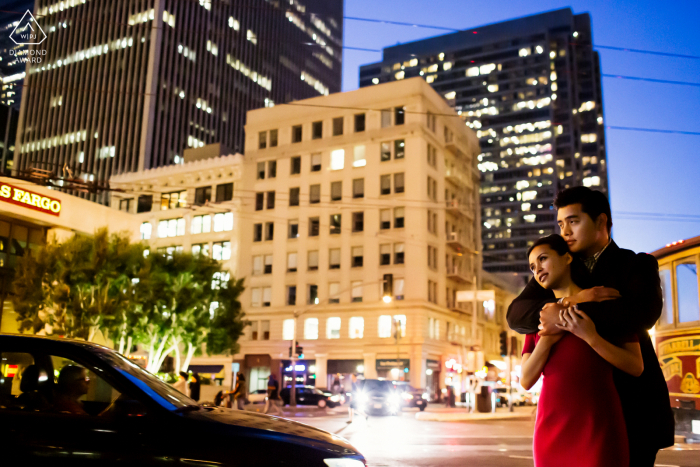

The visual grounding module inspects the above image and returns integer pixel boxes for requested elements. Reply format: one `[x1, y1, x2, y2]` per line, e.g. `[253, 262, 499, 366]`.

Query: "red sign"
[0, 182, 62, 216]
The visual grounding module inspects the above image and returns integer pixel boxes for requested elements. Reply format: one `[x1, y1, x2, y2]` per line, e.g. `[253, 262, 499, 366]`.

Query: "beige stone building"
[236, 78, 495, 397]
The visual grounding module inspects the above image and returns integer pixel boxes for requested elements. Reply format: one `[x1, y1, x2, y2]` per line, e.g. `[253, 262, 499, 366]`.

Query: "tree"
[11, 229, 247, 373]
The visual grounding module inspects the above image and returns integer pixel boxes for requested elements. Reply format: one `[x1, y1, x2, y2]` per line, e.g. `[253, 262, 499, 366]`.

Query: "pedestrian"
[508, 187, 674, 466]
[264, 374, 283, 416]
[172, 371, 190, 397]
[189, 372, 201, 402]
[332, 374, 341, 395]
[348, 374, 367, 422]
[232, 372, 247, 410]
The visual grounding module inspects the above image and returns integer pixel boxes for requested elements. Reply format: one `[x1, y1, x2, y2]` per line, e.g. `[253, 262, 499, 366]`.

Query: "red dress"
[523, 333, 630, 467]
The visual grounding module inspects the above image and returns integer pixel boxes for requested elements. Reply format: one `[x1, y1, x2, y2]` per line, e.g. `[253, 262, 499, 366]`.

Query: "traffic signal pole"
[290, 312, 298, 407]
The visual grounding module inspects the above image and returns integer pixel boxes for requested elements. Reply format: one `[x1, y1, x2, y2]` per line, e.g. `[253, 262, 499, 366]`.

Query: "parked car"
[354, 379, 401, 415]
[0, 335, 365, 466]
[248, 389, 268, 404]
[392, 382, 427, 411]
[279, 385, 341, 408]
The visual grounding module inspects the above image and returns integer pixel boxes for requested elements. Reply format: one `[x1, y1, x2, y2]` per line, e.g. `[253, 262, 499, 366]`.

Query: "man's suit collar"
[591, 239, 618, 274]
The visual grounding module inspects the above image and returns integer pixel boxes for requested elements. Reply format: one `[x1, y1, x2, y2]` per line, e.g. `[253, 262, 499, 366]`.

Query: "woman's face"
[528, 244, 571, 290]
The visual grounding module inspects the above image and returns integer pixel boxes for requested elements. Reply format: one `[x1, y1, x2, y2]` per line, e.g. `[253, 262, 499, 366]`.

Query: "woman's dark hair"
[527, 234, 594, 289]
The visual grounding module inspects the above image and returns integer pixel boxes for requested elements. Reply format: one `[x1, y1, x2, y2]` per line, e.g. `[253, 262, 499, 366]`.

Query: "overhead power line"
[602, 74, 700, 88]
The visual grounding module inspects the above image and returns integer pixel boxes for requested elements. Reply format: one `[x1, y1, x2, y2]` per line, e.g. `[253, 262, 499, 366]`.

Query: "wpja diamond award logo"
[9, 10, 47, 63]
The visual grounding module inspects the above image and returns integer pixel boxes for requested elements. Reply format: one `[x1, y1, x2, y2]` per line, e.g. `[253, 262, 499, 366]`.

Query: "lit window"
[283, 319, 295, 340]
[191, 215, 211, 234]
[349, 317, 364, 339]
[378, 315, 392, 338]
[524, 214, 536, 223]
[304, 318, 319, 340]
[443, 61, 452, 71]
[581, 133, 597, 143]
[395, 70, 405, 80]
[583, 176, 601, 187]
[212, 241, 231, 260]
[444, 91, 456, 100]
[247, 30, 257, 45]
[329, 282, 340, 304]
[519, 48, 531, 57]
[479, 63, 496, 74]
[372, 78, 379, 84]
[676, 257, 700, 323]
[213, 212, 234, 232]
[466, 66, 479, 77]
[158, 218, 185, 238]
[327, 317, 341, 339]
[330, 149, 345, 170]
[140, 222, 152, 240]
[535, 45, 544, 54]
[487, 84, 498, 92]
[228, 17, 239, 30]
[353, 145, 366, 167]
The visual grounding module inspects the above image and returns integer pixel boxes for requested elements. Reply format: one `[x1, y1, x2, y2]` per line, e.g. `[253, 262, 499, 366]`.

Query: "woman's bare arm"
[520, 334, 563, 390]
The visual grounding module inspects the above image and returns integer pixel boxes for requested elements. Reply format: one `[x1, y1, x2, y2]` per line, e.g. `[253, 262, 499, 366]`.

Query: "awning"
[187, 365, 224, 374]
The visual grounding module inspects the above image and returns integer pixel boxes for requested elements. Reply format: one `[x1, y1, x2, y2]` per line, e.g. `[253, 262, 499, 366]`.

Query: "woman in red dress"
[521, 235, 644, 467]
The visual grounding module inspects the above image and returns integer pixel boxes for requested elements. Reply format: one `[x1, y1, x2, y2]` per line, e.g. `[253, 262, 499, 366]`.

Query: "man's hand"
[557, 306, 598, 344]
[538, 302, 566, 335]
[560, 286, 621, 307]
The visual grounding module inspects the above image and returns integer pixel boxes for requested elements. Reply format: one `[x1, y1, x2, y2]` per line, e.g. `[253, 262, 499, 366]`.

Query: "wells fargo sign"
[658, 337, 700, 358]
[657, 334, 700, 395]
[0, 182, 62, 216]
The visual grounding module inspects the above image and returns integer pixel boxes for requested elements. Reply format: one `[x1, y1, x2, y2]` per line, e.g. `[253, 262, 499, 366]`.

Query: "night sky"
[341, 0, 700, 254]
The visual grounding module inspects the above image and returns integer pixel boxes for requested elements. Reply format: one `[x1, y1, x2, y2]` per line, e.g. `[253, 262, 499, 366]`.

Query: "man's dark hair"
[553, 186, 612, 233]
[527, 234, 593, 289]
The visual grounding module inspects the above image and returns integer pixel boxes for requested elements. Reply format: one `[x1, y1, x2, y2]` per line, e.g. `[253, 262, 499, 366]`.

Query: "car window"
[311, 388, 325, 395]
[0, 350, 123, 417]
[363, 380, 393, 392]
[94, 349, 196, 410]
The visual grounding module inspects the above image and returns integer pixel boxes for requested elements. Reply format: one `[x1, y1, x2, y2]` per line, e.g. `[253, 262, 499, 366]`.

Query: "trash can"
[476, 385, 494, 413]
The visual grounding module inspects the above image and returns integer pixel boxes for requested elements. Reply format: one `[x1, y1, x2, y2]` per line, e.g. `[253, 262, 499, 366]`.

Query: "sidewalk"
[416, 404, 536, 422]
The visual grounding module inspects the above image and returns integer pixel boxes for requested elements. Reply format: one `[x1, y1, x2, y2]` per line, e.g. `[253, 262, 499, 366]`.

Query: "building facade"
[0, 176, 137, 334]
[235, 78, 493, 397]
[13, 0, 342, 204]
[359, 9, 608, 281]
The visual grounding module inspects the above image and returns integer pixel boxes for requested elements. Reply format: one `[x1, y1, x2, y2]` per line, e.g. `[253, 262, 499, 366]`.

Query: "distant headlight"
[330, 395, 340, 402]
[422, 393, 429, 400]
[356, 392, 368, 405]
[324, 459, 365, 467]
[402, 392, 413, 401]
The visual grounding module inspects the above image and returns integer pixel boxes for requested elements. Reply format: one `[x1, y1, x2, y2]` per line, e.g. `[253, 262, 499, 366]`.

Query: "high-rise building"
[0, 0, 34, 109]
[236, 78, 496, 396]
[359, 9, 608, 281]
[13, 0, 343, 204]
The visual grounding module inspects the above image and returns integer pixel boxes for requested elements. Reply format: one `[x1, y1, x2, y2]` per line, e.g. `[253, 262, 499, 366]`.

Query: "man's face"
[556, 204, 599, 254]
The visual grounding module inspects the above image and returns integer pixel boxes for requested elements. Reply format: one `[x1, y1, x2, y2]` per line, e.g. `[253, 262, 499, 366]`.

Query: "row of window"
[255, 175, 404, 211]
[252, 280, 407, 308]
[252, 243, 405, 275]
[252, 209, 405, 242]
[258, 107, 406, 149]
[121, 183, 234, 214]
[140, 212, 235, 239]
[155, 241, 232, 261]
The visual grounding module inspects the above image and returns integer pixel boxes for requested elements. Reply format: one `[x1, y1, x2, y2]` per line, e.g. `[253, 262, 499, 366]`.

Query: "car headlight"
[330, 395, 340, 402]
[389, 394, 400, 405]
[402, 392, 413, 401]
[422, 393, 429, 400]
[356, 392, 368, 405]
[324, 459, 365, 467]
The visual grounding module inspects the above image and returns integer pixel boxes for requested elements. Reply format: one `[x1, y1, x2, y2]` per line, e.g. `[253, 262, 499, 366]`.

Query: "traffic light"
[288, 345, 304, 358]
[499, 331, 508, 357]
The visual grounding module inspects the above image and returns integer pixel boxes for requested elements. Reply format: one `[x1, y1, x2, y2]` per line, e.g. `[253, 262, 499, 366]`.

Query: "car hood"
[187, 407, 360, 456]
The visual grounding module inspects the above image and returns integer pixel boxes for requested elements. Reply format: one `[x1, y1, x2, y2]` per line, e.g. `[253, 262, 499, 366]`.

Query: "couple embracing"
[508, 187, 674, 467]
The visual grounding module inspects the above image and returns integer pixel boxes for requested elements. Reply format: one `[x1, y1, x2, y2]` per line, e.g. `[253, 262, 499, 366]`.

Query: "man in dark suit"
[507, 186, 674, 467]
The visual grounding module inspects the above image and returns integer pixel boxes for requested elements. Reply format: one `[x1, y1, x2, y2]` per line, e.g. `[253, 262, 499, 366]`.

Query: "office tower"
[360, 9, 607, 281]
[13, 0, 343, 204]
[237, 78, 497, 393]
[0, 0, 35, 109]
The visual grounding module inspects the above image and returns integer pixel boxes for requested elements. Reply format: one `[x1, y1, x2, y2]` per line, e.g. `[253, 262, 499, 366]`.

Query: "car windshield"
[363, 380, 394, 392]
[94, 348, 198, 411]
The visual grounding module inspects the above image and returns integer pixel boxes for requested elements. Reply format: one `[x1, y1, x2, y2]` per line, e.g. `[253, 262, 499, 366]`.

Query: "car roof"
[0, 333, 112, 352]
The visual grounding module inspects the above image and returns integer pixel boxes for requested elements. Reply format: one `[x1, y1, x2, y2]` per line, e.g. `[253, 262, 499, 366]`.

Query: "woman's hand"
[556, 306, 598, 343]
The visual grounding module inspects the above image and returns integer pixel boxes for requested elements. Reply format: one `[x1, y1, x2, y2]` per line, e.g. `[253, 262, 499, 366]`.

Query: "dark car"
[0, 335, 365, 467]
[392, 382, 427, 411]
[354, 379, 400, 415]
[280, 385, 340, 408]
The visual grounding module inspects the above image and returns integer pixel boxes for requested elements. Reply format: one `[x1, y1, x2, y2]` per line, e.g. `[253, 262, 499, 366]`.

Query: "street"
[290, 407, 700, 467]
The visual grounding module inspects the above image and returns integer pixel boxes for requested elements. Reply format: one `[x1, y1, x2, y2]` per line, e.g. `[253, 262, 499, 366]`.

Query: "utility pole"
[290, 311, 299, 407]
